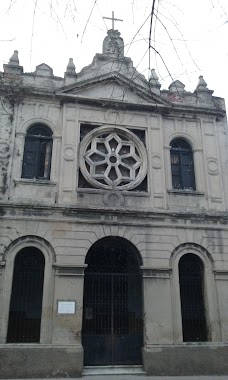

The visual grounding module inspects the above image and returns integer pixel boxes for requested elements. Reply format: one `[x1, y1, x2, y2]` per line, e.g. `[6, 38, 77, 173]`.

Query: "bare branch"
[81, 0, 98, 43]
[30, 0, 38, 70]
[148, 0, 157, 72]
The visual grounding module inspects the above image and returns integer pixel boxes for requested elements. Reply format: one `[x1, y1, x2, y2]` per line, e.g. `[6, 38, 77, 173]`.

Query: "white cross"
[103, 11, 123, 30]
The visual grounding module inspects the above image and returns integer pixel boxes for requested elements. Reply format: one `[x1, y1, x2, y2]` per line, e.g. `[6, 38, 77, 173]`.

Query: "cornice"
[1, 201, 228, 226]
[0, 78, 225, 118]
[56, 93, 226, 118]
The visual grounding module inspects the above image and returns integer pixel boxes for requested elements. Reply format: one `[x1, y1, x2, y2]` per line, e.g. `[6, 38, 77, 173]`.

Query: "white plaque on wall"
[57, 301, 76, 314]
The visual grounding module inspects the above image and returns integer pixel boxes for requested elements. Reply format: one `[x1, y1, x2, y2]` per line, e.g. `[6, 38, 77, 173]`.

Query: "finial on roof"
[149, 69, 161, 87]
[9, 50, 19, 66]
[66, 58, 76, 74]
[194, 75, 214, 96]
[149, 69, 161, 95]
[3, 50, 23, 74]
[195, 76, 208, 92]
[103, 29, 124, 57]
[64, 58, 77, 84]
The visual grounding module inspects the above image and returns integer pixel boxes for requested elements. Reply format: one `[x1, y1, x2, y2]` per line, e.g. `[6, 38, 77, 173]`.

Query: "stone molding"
[1, 202, 228, 226]
[54, 264, 87, 276]
[14, 178, 57, 186]
[141, 266, 171, 279]
[168, 189, 204, 196]
[213, 270, 228, 280]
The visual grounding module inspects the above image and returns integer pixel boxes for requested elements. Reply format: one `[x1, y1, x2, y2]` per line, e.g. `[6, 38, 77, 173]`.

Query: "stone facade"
[0, 29, 228, 377]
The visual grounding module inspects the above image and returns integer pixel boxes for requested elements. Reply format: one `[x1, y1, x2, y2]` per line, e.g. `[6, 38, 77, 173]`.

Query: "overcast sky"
[1, 0, 228, 107]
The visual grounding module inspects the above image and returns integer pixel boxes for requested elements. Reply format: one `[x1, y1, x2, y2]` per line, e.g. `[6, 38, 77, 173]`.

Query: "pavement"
[82, 377, 228, 380]
[2, 377, 228, 380]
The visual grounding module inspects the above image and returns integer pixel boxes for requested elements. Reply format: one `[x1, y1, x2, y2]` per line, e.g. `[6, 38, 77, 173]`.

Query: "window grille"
[82, 238, 143, 365]
[179, 253, 207, 342]
[22, 125, 53, 180]
[170, 139, 196, 190]
[7, 247, 45, 343]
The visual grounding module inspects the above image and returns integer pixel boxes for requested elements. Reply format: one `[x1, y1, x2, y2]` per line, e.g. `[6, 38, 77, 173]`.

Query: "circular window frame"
[79, 125, 147, 190]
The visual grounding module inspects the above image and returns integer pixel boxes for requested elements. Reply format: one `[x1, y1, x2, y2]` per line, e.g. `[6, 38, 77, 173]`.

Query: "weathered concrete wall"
[0, 345, 83, 378]
[0, 208, 227, 349]
[0, 31, 228, 378]
[143, 344, 228, 375]
[4, 100, 226, 211]
[1, 57, 227, 212]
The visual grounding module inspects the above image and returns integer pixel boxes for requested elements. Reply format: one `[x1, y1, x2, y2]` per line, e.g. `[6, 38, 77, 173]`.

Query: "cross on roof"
[103, 11, 123, 30]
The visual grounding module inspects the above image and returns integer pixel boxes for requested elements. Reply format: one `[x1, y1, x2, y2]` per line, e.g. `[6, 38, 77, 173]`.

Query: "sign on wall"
[57, 301, 76, 314]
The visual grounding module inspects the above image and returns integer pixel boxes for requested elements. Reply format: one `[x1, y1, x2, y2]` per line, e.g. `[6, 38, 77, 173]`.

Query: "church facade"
[0, 28, 228, 377]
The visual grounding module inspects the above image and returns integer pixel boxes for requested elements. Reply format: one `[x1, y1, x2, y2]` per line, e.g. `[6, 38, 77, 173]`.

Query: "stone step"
[82, 365, 146, 376]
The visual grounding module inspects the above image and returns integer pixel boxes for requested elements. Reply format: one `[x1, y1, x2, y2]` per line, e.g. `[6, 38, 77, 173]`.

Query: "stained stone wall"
[2, 100, 226, 211]
[0, 34, 228, 377]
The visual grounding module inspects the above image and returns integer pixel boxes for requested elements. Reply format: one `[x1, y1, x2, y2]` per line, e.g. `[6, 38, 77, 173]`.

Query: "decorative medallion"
[79, 126, 147, 190]
[207, 158, 219, 175]
[105, 110, 124, 123]
[63, 145, 75, 161]
[151, 154, 162, 169]
[103, 192, 125, 207]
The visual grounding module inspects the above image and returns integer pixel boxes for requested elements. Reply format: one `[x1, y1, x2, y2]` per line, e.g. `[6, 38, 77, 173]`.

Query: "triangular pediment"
[34, 63, 53, 77]
[57, 73, 168, 106]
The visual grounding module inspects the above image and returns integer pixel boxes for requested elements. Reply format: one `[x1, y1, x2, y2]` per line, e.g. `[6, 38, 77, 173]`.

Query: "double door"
[82, 272, 143, 365]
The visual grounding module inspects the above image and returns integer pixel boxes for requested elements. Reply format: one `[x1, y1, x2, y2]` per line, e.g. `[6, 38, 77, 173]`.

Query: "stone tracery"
[80, 126, 147, 190]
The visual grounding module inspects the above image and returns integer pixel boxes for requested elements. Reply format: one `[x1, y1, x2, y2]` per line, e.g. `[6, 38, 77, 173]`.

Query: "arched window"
[7, 247, 45, 343]
[22, 125, 53, 180]
[179, 254, 207, 342]
[170, 139, 195, 190]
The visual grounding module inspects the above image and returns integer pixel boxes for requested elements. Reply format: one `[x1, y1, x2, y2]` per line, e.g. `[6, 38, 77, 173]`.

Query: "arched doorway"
[82, 237, 143, 366]
[7, 247, 45, 343]
[179, 253, 207, 342]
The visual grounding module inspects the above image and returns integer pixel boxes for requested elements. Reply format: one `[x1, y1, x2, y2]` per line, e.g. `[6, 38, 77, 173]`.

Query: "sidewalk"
[82, 377, 228, 380]
[2, 377, 228, 380]
[81, 377, 228, 380]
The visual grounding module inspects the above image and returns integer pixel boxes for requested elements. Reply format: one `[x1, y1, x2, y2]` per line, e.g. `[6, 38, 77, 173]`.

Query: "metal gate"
[179, 253, 207, 342]
[7, 247, 45, 343]
[82, 272, 143, 365]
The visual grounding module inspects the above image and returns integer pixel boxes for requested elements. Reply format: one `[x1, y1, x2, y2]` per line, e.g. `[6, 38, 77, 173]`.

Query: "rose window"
[79, 126, 147, 190]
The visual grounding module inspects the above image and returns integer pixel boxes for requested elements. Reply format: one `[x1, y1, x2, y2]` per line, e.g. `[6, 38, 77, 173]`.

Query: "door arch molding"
[170, 243, 220, 343]
[0, 236, 55, 344]
[84, 236, 143, 269]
